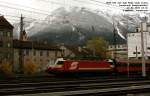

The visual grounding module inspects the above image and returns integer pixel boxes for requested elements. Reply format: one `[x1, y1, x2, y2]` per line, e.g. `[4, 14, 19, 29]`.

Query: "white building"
[128, 22, 150, 59]
[108, 44, 127, 60]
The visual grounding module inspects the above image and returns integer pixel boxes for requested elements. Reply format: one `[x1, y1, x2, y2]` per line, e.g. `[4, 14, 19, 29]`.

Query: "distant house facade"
[59, 45, 97, 59]
[108, 44, 127, 60]
[0, 16, 14, 65]
[13, 40, 62, 72]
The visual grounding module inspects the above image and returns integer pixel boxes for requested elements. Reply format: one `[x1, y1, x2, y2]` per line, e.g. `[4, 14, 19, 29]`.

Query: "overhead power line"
[0, 4, 50, 16]
[70, 0, 124, 11]
[4, 14, 47, 22]
[41, 0, 124, 10]
[0, 0, 50, 14]
[39, 0, 77, 7]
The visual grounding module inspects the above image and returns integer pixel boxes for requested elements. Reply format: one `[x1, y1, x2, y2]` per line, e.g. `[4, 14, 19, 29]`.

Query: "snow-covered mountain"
[13, 7, 150, 45]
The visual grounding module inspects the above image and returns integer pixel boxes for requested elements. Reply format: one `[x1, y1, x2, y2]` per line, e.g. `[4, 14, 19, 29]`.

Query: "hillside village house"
[108, 44, 127, 60]
[60, 45, 103, 59]
[0, 16, 14, 65]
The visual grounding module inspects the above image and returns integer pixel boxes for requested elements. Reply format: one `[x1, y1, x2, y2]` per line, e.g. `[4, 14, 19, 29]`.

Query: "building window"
[147, 47, 150, 50]
[47, 51, 49, 56]
[3, 32, 7, 37]
[109, 45, 112, 48]
[0, 40, 2, 47]
[132, 34, 134, 36]
[133, 52, 140, 54]
[33, 50, 36, 56]
[40, 51, 43, 56]
[6, 53, 10, 59]
[40, 59, 42, 62]
[34, 59, 36, 62]
[7, 32, 11, 37]
[7, 43, 11, 47]
[0, 31, 3, 36]
[136, 28, 139, 32]
[26, 50, 29, 55]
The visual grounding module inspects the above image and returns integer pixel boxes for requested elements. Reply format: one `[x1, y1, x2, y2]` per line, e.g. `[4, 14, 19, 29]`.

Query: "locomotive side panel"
[63, 60, 114, 73]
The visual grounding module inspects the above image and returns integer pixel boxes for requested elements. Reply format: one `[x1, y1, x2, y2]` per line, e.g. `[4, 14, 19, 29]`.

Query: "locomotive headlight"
[56, 65, 63, 68]
[110, 65, 115, 68]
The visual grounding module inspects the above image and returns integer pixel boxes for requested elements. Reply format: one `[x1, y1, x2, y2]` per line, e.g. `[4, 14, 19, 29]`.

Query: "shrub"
[0, 60, 14, 77]
[23, 58, 38, 76]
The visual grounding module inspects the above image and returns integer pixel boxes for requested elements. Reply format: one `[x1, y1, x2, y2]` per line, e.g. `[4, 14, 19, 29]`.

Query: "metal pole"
[136, 46, 138, 59]
[126, 20, 129, 78]
[113, 21, 116, 60]
[141, 22, 146, 77]
[127, 56, 129, 77]
[127, 35, 129, 78]
[19, 14, 24, 73]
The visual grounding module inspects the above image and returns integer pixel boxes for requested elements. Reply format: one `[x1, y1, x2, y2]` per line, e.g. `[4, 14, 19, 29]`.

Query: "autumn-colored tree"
[86, 36, 109, 59]
[23, 57, 38, 76]
[0, 60, 14, 77]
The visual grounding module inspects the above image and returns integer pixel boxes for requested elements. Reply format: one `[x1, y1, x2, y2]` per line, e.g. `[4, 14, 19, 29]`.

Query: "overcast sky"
[0, 0, 149, 23]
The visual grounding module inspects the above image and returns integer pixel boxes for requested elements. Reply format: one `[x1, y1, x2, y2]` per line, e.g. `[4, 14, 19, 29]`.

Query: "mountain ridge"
[13, 7, 150, 45]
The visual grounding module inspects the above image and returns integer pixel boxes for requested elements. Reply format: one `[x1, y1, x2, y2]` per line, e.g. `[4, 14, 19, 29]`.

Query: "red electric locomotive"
[47, 58, 115, 75]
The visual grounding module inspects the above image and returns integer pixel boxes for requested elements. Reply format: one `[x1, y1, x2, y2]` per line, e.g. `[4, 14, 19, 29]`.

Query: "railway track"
[0, 76, 149, 96]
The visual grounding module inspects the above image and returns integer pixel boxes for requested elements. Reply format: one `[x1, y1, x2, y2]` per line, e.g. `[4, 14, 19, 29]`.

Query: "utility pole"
[19, 14, 24, 73]
[113, 21, 117, 60]
[135, 46, 138, 59]
[141, 22, 146, 77]
[127, 20, 129, 78]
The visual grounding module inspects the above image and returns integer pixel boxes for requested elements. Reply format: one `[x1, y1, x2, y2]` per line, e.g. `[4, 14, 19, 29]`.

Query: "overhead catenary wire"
[0, 4, 50, 16]
[1, 14, 45, 23]
[38, 0, 76, 7]
[40, 0, 125, 11]
[0, 0, 50, 14]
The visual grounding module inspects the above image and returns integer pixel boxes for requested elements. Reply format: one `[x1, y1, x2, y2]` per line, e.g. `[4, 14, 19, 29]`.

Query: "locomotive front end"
[47, 58, 65, 74]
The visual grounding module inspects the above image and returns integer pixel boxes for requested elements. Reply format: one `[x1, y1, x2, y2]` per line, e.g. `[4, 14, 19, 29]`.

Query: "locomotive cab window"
[57, 61, 64, 65]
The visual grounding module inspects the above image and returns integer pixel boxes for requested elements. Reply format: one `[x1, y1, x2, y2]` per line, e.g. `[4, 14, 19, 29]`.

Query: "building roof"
[65, 45, 93, 56]
[0, 16, 13, 29]
[13, 39, 61, 51]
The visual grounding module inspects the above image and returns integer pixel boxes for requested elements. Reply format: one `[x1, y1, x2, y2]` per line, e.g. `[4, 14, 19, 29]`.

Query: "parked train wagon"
[116, 60, 150, 75]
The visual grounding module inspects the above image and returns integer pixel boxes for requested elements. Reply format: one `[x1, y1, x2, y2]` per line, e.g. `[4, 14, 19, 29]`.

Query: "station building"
[127, 22, 150, 59]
